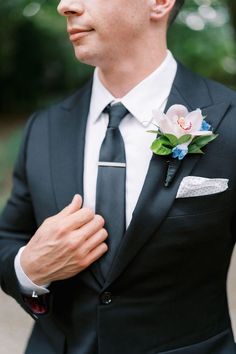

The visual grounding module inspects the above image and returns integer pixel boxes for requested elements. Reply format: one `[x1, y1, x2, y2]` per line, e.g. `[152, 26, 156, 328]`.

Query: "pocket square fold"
[176, 176, 229, 199]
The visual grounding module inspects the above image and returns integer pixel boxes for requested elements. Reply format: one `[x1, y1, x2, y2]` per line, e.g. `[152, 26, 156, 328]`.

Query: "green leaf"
[151, 136, 173, 148]
[178, 134, 192, 145]
[188, 144, 204, 154]
[153, 145, 172, 155]
[163, 134, 178, 147]
[191, 134, 218, 148]
[159, 136, 174, 147]
[146, 130, 159, 134]
[151, 139, 172, 155]
[151, 139, 162, 150]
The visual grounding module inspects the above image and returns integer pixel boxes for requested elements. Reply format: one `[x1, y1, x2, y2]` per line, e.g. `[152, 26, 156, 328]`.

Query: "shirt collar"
[89, 50, 177, 127]
[89, 71, 115, 123]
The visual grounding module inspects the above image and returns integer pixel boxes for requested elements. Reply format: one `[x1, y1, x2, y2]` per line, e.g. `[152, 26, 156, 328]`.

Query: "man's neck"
[97, 43, 168, 98]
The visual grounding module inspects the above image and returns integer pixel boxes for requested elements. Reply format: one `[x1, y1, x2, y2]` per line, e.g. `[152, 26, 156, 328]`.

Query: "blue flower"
[172, 145, 188, 160]
[201, 120, 211, 131]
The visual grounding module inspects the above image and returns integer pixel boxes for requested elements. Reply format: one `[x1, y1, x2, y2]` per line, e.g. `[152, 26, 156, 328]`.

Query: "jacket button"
[100, 292, 112, 305]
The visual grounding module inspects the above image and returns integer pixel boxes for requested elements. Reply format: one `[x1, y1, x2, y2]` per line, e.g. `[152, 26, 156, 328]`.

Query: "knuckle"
[76, 230, 86, 242]
[79, 257, 90, 269]
[42, 217, 52, 227]
[76, 249, 83, 260]
[55, 221, 66, 236]
[77, 247, 87, 260]
[67, 238, 78, 252]
[44, 216, 51, 223]
[81, 245, 89, 258]
[44, 221, 58, 235]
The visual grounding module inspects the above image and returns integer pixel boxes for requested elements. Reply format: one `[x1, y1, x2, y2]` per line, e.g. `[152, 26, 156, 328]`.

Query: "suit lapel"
[104, 63, 231, 288]
[50, 80, 108, 286]
[50, 81, 92, 210]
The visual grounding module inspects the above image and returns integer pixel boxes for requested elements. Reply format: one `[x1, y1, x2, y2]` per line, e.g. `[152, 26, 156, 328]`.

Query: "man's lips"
[68, 28, 94, 42]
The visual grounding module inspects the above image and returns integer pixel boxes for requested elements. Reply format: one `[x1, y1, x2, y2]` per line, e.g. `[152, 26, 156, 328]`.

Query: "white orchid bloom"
[153, 104, 212, 139]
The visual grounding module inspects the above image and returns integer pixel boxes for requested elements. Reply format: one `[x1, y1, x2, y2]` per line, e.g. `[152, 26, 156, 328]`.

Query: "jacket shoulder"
[172, 61, 236, 110]
[202, 76, 236, 107]
[30, 78, 92, 118]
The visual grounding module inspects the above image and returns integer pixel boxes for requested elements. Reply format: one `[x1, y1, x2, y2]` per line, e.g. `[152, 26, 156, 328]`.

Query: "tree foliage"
[0, 0, 235, 115]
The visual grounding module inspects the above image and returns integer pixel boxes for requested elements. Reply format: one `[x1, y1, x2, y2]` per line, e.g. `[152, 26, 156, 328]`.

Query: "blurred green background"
[0, 0, 236, 211]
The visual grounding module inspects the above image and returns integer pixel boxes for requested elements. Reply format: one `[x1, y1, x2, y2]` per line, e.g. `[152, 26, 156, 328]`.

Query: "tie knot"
[105, 102, 128, 129]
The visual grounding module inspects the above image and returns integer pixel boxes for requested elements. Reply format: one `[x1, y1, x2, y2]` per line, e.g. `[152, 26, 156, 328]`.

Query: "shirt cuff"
[14, 246, 50, 296]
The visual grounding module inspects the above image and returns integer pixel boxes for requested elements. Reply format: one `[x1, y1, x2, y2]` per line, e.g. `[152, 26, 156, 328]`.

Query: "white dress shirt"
[14, 50, 177, 295]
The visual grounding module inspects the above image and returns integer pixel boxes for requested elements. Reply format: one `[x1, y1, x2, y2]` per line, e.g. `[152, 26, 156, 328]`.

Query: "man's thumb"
[70, 194, 83, 211]
[61, 194, 83, 216]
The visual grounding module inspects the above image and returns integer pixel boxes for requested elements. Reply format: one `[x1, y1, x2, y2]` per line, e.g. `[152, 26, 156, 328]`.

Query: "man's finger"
[59, 194, 83, 216]
[78, 228, 108, 257]
[85, 242, 108, 266]
[61, 207, 95, 233]
[68, 213, 104, 235]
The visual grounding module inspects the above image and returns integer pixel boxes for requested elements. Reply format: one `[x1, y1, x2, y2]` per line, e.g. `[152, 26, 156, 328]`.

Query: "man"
[0, 0, 236, 353]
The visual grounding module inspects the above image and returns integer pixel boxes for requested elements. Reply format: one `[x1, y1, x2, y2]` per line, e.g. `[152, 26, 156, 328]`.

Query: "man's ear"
[149, 0, 176, 21]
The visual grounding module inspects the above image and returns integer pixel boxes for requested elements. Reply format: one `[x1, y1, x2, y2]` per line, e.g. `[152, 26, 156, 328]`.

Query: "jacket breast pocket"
[167, 189, 235, 218]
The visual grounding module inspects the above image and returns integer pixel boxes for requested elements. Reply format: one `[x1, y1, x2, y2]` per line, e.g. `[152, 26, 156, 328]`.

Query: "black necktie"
[96, 102, 128, 278]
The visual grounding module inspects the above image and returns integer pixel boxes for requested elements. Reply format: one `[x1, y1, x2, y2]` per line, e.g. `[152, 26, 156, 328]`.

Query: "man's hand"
[21, 195, 108, 285]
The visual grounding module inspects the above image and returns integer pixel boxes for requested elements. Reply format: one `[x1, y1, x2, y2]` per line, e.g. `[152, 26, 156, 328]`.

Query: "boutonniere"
[148, 104, 218, 186]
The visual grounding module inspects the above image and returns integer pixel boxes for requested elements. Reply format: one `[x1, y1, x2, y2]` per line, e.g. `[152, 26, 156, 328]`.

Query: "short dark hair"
[169, 0, 185, 25]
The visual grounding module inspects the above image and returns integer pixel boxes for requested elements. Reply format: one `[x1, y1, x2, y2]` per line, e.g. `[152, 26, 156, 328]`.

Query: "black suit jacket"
[1, 63, 236, 354]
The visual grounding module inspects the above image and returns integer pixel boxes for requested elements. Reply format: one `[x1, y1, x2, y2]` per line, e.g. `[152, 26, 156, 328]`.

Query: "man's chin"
[74, 47, 98, 67]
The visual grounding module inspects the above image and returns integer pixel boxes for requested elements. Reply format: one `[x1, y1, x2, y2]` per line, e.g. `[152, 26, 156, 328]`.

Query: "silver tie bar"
[98, 162, 126, 168]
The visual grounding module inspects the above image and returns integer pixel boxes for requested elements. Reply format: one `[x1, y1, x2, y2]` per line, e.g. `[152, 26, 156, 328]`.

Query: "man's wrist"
[14, 246, 50, 296]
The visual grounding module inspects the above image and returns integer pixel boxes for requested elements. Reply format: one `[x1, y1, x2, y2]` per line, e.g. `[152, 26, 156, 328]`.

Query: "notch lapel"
[50, 81, 92, 211]
[103, 64, 231, 288]
[50, 80, 107, 286]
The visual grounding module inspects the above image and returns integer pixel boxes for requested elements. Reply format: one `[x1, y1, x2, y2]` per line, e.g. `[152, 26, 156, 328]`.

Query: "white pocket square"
[176, 176, 229, 199]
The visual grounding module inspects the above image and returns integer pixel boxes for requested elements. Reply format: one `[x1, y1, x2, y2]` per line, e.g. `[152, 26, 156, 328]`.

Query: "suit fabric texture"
[0, 63, 236, 354]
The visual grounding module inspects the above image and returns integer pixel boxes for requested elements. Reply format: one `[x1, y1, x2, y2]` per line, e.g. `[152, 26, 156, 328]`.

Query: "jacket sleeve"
[0, 114, 48, 318]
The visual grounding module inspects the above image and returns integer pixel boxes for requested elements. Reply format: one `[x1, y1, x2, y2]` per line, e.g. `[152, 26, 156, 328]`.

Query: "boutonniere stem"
[165, 159, 182, 187]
